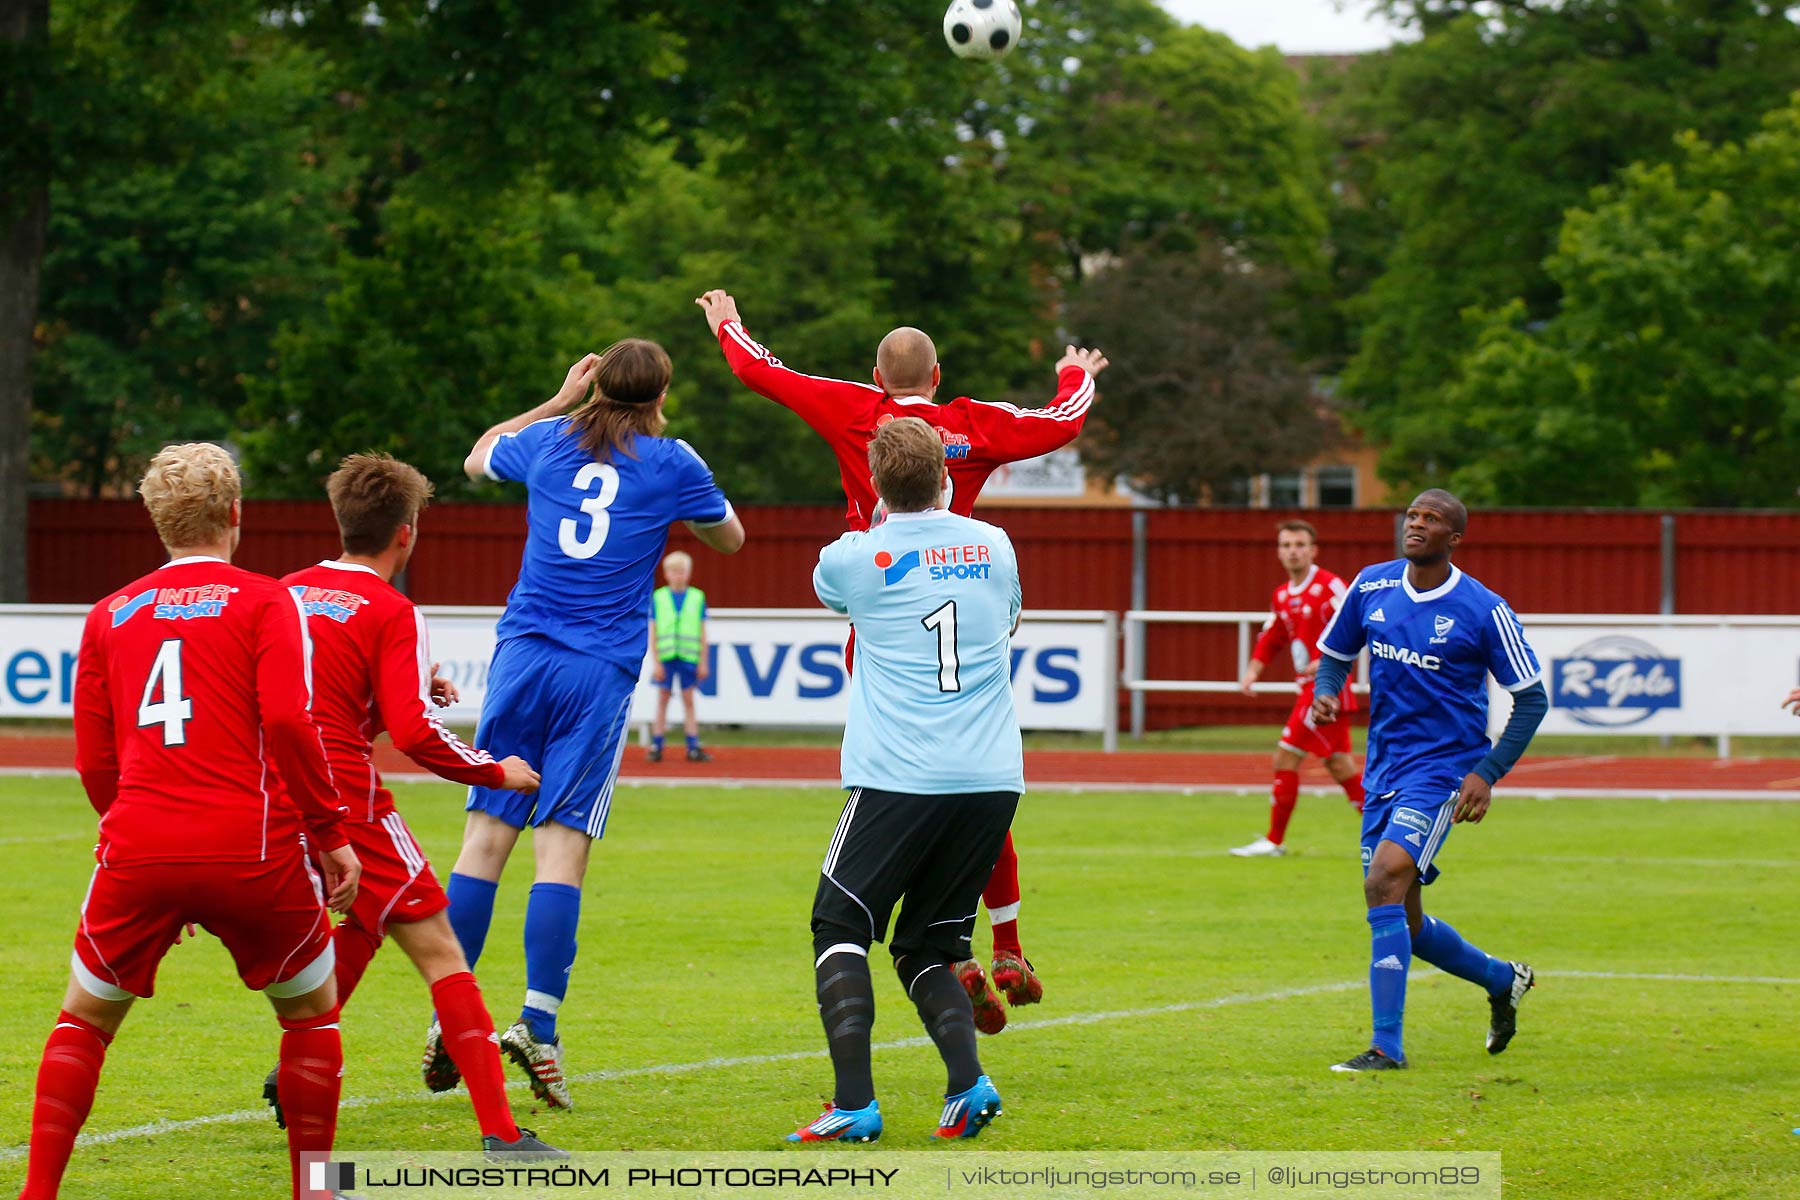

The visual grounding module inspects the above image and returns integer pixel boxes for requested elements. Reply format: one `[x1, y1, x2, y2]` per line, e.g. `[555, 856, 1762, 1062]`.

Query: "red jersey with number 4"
[280, 561, 504, 821]
[717, 320, 1096, 530]
[1251, 565, 1354, 710]
[73, 556, 347, 866]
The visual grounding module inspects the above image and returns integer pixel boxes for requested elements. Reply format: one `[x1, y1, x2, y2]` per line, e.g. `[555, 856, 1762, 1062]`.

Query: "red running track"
[7, 733, 1800, 795]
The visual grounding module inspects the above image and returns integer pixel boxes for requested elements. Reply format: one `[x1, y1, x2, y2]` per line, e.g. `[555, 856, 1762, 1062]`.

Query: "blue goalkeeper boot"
[932, 1076, 1002, 1139]
[786, 1099, 882, 1143]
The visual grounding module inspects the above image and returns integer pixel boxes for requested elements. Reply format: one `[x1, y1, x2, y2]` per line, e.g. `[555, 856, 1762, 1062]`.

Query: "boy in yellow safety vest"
[648, 551, 711, 762]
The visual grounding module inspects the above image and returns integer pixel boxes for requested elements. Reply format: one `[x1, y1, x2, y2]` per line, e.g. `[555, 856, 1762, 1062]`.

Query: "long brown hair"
[567, 338, 671, 462]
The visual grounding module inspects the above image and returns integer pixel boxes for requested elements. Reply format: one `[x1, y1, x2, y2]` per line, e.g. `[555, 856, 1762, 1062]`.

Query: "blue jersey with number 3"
[813, 509, 1024, 796]
[483, 418, 733, 668]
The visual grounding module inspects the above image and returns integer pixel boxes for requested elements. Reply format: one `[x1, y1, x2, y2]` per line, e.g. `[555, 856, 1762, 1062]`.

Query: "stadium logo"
[1358, 577, 1403, 593]
[874, 544, 992, 586]
[108, 589, 157, 627]
[1552, 635, 1681, 728]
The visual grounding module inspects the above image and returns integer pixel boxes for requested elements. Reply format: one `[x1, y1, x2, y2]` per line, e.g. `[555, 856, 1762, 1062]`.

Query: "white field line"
[4, 969, 1796, 1161]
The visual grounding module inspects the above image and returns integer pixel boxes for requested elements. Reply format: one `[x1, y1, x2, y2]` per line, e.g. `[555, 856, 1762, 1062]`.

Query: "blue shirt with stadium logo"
[1318, 559, 1542, 799]
[813, 508, 1024, 796]
[484, 418, 733, 671]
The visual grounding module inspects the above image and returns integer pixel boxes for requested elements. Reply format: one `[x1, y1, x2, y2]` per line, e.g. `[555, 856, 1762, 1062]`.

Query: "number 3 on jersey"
[138, 639, 193, 746]
[559, 463, 620, 559]
[922, 601, 961, 693]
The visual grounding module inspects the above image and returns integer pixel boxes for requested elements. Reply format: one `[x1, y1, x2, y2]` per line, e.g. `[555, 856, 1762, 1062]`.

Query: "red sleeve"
[256, 588, 348, 851]
[1250, 593, 1289, 666]
[72, 603, 119, 816]
[716, 320, 875, 437]
[373, 605, 505, 788]
[961, 365, 1097, 464]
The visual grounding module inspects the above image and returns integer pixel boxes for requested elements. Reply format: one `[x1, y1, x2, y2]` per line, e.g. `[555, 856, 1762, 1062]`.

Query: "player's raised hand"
[554, 353, 602, 409]
[498, 755, 541, 793]
[1055, 345, 1109, 378]
[1782, 687, 1800, 715]
[320, 844, 362, 914]
[429, 662, 460, 707]
[1452, 772, 1493, 824]
[695, 289, 742, 337]
[1310, 691, 1340, 726]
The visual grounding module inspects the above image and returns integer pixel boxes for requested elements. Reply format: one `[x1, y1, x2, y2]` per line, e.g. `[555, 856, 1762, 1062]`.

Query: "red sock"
[1267, 770, 1301, 845]
[983, 831, 1024, 960]
[1342, 772, 1366, 813]
[332, 918, 382, 1010]
[430, 972, 520, 1142]
[278, 1009, 342, 1200]
[20, 1011, 113, 1200]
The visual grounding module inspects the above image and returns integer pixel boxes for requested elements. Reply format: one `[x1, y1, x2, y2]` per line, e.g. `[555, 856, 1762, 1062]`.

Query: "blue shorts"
[466, 636, 637, 838]
[656, 659, 698, 691]
[1360, 787, 1459, 886]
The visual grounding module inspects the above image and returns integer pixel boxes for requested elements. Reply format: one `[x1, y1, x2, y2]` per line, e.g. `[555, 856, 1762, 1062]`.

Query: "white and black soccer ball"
[943, 0, 1022, 62]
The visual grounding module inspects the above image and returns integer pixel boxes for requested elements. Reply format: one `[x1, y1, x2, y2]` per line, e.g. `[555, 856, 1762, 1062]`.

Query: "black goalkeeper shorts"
[811, 786, 1019, 962]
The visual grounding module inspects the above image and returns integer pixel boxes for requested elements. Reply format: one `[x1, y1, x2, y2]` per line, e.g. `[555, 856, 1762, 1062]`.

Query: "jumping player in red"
[21, 443, 360, 1200]
[697, 287, 1108, 1033]
[260, 454, 562, 1161]
[1231, 519, 1365, 857]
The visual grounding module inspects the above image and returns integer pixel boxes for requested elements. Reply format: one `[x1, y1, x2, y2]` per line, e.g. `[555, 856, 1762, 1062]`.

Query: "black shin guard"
[813, 931, 876, 1110]
[895, 951, 982, 1096]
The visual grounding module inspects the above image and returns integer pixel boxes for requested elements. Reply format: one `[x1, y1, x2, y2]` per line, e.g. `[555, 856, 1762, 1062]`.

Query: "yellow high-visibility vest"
[652, 586, 705, 662]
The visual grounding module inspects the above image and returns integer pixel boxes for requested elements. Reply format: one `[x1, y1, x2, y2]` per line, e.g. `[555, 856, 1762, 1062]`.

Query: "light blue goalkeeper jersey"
[813, 508, 1024, 796]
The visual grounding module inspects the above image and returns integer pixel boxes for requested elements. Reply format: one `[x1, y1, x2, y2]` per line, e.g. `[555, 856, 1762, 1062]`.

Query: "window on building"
[1267, 472, 1303, 508]
[1215, 477, 1252, 507]
[1314, 465, 1357, 508]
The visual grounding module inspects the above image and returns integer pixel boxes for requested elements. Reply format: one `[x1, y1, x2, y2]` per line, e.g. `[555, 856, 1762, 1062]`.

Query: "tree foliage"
[1412, 96, 1800, 506]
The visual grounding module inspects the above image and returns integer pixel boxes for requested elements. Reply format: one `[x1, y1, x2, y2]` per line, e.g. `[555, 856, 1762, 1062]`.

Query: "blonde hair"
[868, 417, 946, 512]
[138, 443, 240, 550]
[567, 339, 671, 463]
[327, 453, 434, 556]
[662, 550, 693, 573]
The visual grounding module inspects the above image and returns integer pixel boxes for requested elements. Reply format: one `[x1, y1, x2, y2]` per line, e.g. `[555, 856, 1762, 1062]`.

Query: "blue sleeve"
[670, 440, 733, 527]
[1317, 570, 1368, 662]
[483, 419, 553, 483]
[1474, 682, 1548, 784]
[813, 537, 851, 615]
[1314, 654, 1351, 700]
[1481, 600, 1543, 692]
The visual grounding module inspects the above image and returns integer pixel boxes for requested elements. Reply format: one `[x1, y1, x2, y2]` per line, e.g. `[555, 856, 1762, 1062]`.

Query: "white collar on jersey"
[888, 395, 935, 406]
[1402, 563, 1463, 603]
[881, 508, 951, 523]
[318, 559, 380, 576]
[1285, 564, 1318, 594]
[159, 555, 226, 568]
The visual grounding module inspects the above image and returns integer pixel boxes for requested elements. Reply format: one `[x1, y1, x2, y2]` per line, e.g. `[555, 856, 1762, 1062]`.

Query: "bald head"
[875, 327, 939, 396]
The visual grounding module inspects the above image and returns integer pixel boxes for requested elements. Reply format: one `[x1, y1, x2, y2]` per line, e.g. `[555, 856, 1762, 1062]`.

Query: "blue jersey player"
[437, 343, 744, 1108]
[788, 417, 1021, 1144]
[1312, 489, 1549, 1073]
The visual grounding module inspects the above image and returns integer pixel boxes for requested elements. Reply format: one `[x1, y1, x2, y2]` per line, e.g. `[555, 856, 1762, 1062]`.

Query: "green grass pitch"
[0, 776, 1795, 1198]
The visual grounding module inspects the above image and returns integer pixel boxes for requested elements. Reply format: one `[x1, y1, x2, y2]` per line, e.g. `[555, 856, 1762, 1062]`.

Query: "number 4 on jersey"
[138, 639, 193, 746]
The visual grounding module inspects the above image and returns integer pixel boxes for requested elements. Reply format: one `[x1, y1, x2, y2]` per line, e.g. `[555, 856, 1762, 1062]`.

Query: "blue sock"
[685, 733, 699, 751]
[1413, 915, 1515, 995]
[1367, 904, 1411, 1061]
[444, 873, 499, 970]
[652, 733, 665, 752]
[521, 882, 582, 1043]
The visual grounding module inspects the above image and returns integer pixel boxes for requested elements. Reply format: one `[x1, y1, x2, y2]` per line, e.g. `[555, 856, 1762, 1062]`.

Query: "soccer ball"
[943, 0, 1022, 62]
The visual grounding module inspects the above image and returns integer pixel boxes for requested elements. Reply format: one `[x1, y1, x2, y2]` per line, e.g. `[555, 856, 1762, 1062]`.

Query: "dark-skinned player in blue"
[1310, 489, 1549, 1072]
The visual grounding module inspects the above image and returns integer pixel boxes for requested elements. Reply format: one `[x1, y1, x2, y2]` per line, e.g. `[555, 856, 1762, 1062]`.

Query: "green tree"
[1408, 96, 1800, 507]
[1332, 0, 1800, 491]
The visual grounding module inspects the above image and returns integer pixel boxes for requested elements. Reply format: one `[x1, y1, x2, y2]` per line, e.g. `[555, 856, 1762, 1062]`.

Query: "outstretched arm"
[698, 289, 875, 431]
[464, 354, 600, 481]
[965, 345, 1108, 464]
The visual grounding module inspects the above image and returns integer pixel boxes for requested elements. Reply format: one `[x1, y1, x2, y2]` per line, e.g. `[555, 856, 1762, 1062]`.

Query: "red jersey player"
[260, 454, 562, 1161]
[696, 287, 1109, 1034]
[1231, 519, 1366, 857]
[22, 443, 360, 1200]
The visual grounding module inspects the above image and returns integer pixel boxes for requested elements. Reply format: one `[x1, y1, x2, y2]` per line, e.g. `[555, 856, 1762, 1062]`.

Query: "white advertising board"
[1487, 616, 1800, 738]
[0, 606, 1117, 734]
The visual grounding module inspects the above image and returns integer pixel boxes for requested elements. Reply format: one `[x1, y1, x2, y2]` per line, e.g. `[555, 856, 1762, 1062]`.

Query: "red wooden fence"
[28, 500, 1800, 727]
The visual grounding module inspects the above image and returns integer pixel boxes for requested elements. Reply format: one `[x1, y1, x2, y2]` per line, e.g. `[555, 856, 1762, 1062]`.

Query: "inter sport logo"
[874, 544, 993, 586]
[874, 549, 922, 586]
